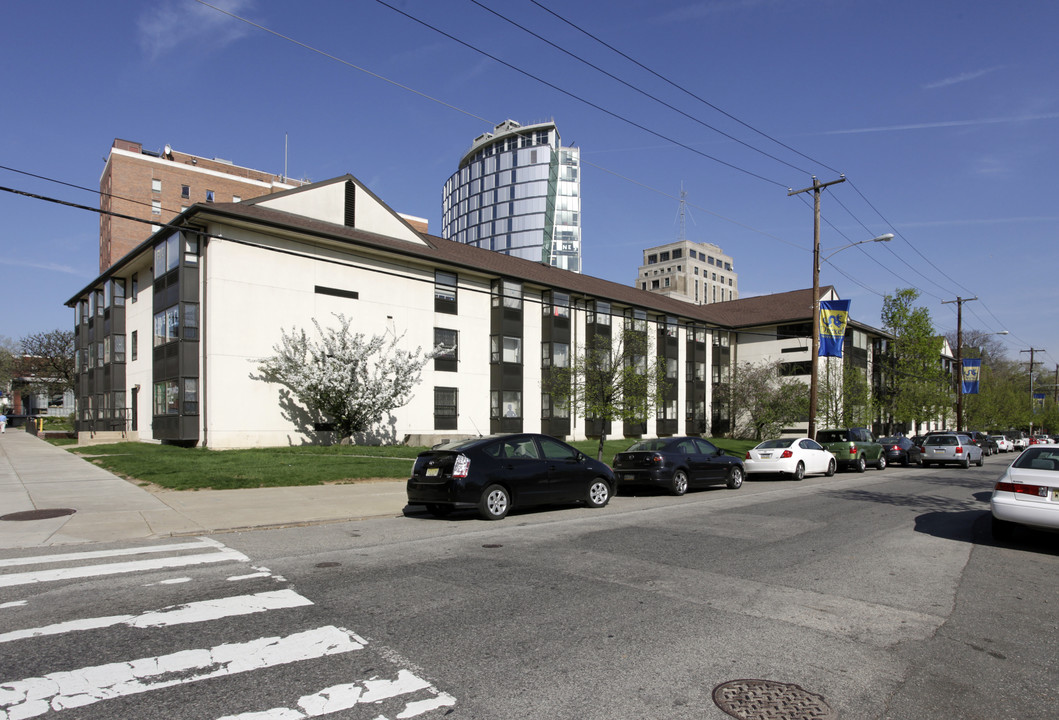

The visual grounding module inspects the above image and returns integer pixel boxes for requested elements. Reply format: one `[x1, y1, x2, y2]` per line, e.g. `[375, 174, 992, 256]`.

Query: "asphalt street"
[2, 454, 1056, 719]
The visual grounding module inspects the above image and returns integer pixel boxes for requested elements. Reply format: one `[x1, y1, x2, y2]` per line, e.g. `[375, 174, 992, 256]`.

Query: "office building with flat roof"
[442, 120, 581, 273]
[636, 239, 738, 304]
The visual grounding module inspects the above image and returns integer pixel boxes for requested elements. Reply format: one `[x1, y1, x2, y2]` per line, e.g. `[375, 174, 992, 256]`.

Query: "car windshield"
[1013, 448, 1059, 471]
[879, 437, 901, 444]
[816, 431, 846, 443]
[925, 436, 957, 446]
[626, 439, 670, 452]
[756, 439, 794, 449]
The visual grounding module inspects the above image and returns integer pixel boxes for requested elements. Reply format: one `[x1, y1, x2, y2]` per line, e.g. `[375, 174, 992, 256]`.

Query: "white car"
[1013, 436, 1028, 450]
[991, 444, 1059, 540]
[744, 437, 836, 480]
[991, 435, 1013, 453]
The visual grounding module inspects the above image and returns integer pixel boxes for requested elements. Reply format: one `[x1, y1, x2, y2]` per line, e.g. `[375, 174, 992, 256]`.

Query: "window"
[183, 378, 198, 415]
[491, 390, 522, 419]
[647, 254, 657, 265]
[183, 303, 198, 340]
[659, 251, 670, 261]
[154, 380, 179, 415]
[588, 300, 611, 326]
[543, 291, 570, 318]
[541, 342, 569, 368]
[131, 273, 138, 302]
[664, 278, 670, 287]
[185, 235, 199, 264]
[651, 279, 660, 289]
[232, 195, 241, 203]
[181, 185, 190, 199]
[625, 308, 647, 333]
[151, 200, 161, 216]
[708, 257, 715, 265]
[206, 189, 215, 202]
[434, 387, 458, 429]
[111, 278, 125, 306]
[502, 336, 522, 363]
[434, 270, 458, 314]
[131, 330, 138, 361]
[492, 279, 522, 310]
[153, 233, 180, 279]
[151, 179, 161, 193]
[154, 306, 180, 346]
[113, 334, 126, 363]
[103, 337, 110, 365]
[672, 249, 682, 259]
[434, 328, 458, 371]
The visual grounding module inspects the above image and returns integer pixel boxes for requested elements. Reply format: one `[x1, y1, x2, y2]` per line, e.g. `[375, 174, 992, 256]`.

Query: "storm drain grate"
[713, 679, 835, 720]
[0, 508, 77, 522]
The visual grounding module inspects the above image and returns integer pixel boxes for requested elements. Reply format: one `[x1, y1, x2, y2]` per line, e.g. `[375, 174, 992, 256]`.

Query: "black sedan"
[406, 434, 614, 520]
[612, 436, 744, 495]
[879, 436, 923, 466]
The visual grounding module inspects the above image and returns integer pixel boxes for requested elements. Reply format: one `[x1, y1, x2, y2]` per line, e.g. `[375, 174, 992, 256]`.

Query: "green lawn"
[66, 436, 757, 491]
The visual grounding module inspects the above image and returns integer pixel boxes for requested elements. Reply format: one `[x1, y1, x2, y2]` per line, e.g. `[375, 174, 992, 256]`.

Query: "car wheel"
[825, 458, 836, 477]
[902, 453, 910, 467]
[961, 457, 970, 469]
[726, 466, 744, 489]
[425, 504, 453, 518]
[586, 478, 611, 508]
[670, 470, 689, 496]
[876, 454, 886, 470]
[976, 454, 984, 467]
[991, 516, 1015, 542]
[915, 455, 923, 466]
[792, 461, 805, 481]
[478, 484, 510, 520]
[855, 456, 866, 473]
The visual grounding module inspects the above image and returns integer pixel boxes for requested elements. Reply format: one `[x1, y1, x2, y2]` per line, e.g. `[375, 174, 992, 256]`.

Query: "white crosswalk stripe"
[0, 539, 456, 719]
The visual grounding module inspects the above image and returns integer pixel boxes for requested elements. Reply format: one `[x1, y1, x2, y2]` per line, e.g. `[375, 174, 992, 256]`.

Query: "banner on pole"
[961, 358, 981, 394]
[818, 299, 851, 357]
[1034, 393, 1046, 409]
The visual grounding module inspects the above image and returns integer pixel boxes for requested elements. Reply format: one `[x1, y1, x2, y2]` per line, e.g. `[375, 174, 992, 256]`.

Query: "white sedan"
[991, 435, 1013, 453]
[744, 437, 836, 480]
[991, 444, 1059, 540]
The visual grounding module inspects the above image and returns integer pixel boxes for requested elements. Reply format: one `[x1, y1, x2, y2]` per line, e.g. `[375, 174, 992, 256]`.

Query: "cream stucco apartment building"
[67, 172, 895, 447]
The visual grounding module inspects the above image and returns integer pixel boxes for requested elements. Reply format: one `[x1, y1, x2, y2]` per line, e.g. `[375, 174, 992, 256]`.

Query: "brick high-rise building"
[98, 139, 307, 272]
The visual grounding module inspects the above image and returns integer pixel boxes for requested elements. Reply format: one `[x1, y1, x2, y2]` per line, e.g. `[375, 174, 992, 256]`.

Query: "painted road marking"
[0, 625, 366, 720]
[0, 548, 250, 587]
[214, 669, 456, 719]
[0, 537, 232, 568]
[0, 589, 313, 643]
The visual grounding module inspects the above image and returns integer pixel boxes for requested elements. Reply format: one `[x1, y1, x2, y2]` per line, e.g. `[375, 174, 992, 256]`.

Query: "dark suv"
[966, 431, 998, 457]
[816, 428, 886, 472]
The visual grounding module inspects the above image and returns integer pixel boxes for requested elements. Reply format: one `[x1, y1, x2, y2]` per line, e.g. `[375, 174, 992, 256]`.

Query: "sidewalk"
[0, 431, 410, 549]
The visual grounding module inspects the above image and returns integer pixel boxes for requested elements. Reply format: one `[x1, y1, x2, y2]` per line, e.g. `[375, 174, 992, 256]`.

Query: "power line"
[527, 0, 843, 176]
[467, 0, 813, 176]
[369, 0, 789, 188]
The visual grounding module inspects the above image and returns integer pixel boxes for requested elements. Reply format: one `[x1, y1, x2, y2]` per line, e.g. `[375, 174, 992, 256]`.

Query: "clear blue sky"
[2, 0, 1056, 374]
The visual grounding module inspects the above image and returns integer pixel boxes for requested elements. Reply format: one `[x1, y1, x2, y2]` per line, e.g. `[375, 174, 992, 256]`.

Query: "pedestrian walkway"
[0, 431, 409, 549]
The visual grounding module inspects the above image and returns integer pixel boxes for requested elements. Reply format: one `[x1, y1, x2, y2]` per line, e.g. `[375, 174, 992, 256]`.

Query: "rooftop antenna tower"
[676, 182, 695, 241]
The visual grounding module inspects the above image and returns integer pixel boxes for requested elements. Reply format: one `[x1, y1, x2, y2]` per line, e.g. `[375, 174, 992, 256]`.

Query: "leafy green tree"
[728, 359, 809, 441]
[880, 289, 950, 429]
[257, 314, 435, 441]
[18, 329, 76, 396]
[819, 360, 872, 428]
[544, 329, 668, 460]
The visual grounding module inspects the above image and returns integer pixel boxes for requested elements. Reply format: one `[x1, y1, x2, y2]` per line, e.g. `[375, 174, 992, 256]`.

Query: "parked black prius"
[406, 433, 615, 520]
[612, 436, 745, 496]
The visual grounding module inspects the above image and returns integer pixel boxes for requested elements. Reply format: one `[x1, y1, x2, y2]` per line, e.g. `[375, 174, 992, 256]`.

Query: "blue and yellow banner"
[961, 358, 981, 394]
[818, 299, 851, 357]
[1034, 393, 1046, 409]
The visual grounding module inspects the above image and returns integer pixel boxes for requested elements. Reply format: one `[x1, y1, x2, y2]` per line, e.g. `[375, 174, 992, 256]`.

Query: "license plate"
[622, 473, 635, 480]
[760, 453, 772, 459]
[425, 468, 439, 477]
[933, 449, 945, 454]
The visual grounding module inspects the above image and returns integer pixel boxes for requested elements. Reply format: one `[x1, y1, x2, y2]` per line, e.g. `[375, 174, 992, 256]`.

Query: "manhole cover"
[713, 679, 835, 720]
[0, 508, 77, 522]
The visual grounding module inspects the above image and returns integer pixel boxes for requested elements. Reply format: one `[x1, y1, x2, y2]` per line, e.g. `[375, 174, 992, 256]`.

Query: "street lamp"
[808, 233, 893, 439]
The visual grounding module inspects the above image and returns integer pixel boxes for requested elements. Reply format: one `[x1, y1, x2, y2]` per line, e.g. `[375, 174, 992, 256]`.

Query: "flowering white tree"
[257, 314, 435, 440]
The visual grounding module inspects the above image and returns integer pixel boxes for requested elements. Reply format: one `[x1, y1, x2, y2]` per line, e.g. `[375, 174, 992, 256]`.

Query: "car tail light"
[652, 453, 664, 465]
[890, 445, 900, 451]
[955, 446, 963, 454]
[780, 449, 793, 459]
[849, 444, 858, 455]
[453, 454, 470, 478]
[995, 480, 1049, 497]
[745, 451, 752, 459]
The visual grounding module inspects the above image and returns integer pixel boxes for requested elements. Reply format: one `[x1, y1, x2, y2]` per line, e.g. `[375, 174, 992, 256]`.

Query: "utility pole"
[1020, 348, 1045, 436]
[942, 297, 976, 431]
[788, 175, 845, 440]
